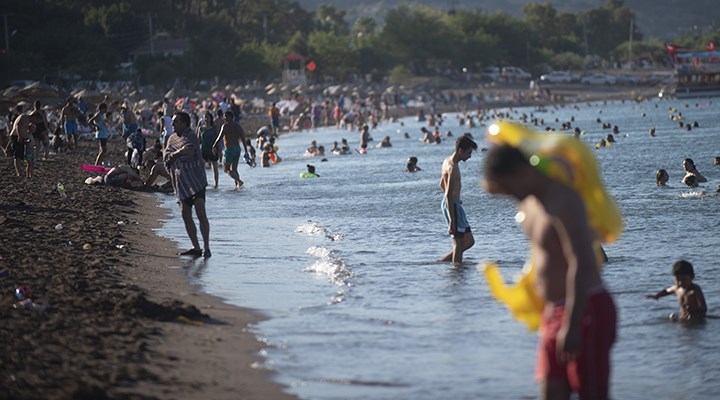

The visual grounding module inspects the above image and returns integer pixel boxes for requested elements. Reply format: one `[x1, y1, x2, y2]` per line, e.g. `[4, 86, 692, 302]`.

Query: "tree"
[380, 5, 455, 74]
[307, 31, 356, 81]
[582, 0, 642, 58]
[315, 4, 349, 36]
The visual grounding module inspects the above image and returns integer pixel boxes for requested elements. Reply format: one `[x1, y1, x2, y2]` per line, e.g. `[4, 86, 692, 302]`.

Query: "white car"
[580, 73, 616, 85]
[615, 73, 640, 85]
[501, 66, 532, 81]
[539, 71, 573, 83]
[481, 67, 501, 82]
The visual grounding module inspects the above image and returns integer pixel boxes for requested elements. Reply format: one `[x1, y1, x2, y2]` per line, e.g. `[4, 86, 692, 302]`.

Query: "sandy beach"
[0, 141, 295, 399]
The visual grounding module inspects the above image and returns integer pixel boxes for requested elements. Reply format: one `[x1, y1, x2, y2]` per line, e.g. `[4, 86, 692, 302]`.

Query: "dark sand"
[0, 138, 295, 399]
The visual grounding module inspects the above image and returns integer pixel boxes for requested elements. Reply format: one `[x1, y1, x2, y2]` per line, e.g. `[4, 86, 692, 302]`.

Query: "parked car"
[615, 73, 640, 85]
[539, 71, 574, 83]
[481, 66, 501, 82]
[501, 66, 532, 81]
[580, 73, 616, 85]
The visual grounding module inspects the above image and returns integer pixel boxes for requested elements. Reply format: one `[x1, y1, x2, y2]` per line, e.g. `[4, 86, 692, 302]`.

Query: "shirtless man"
[439, 135, 477, 265]
[29, 100, 50, 160]
[61, 97, 82, 151]
[483, 145, 616, 400]
[212, 110, 248, 189]
[9, 114, 33, 177]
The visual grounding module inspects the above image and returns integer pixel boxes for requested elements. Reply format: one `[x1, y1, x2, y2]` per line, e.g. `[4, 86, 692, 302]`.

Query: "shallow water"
[159, 98, 720, 399]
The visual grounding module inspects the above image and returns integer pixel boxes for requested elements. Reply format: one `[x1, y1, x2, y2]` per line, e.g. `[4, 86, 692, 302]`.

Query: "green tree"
[582, 0, 642, 58]
[315, 4, 349, 36]
[307, 30, 356, 80]
[380, 5, 455, 74]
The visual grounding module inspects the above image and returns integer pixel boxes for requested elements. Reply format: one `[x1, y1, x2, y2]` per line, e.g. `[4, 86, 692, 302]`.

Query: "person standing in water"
[212, 110, 248, 189]
[439, 135, 477, 265]
[483, 144, 617, 400]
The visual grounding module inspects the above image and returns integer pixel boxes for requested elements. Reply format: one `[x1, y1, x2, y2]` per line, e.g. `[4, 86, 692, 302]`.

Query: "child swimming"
[645, 260, 707, 322]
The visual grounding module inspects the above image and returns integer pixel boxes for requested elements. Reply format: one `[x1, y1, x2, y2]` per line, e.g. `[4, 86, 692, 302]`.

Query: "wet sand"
[0, 140, 295, 399]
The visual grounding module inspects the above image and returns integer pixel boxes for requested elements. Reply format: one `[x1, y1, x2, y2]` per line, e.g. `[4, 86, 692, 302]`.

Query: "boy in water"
[483, 145, 616, 400]
[645, 260, 707, 322]
[440, 135, 477, 265]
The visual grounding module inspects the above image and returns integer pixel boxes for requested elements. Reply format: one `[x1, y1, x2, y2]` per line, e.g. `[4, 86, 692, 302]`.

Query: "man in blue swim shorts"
[61, 97, 82, 151]
[213, 111, 248, 189]
[439, 135, 477, 265]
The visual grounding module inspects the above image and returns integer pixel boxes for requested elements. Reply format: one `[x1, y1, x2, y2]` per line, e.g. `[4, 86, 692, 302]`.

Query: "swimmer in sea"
[645, 260, 707, 322]
[656, 169, 669, 187]
[406, 156, 421, 172]
[682, 158, 707, 185]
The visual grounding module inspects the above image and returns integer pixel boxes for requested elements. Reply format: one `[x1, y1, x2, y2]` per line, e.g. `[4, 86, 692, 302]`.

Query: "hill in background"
[296, 0, 718, 39]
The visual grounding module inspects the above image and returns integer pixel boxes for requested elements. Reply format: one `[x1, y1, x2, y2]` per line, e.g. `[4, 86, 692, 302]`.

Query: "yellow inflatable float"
[482, 121, 623, 331]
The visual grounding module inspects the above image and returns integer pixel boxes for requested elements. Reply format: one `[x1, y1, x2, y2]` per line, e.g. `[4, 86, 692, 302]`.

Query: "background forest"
[0, 0, 718, 86]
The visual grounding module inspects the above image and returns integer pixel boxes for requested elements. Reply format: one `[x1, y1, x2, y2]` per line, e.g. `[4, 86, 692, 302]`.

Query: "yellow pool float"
[482, 121, 623, 331]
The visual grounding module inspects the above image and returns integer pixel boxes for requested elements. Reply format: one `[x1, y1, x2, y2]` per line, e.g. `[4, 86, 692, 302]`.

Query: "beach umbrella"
[266, 87, 277, 96]
[74, 89, 104, 102]
[18, 82, 64, 99]
[2, 86, 21, 97]
[276, 99, 299, 113]
[264, 83, 276, 91]
[164, 88, 176, 99]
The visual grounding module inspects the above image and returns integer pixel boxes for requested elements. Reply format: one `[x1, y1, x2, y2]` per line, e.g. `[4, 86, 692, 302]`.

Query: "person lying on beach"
[656, 169, 669, 187]
[85, 165, 144, 189]
[682, 158, 707, 184]
[645, 260, 707, 322]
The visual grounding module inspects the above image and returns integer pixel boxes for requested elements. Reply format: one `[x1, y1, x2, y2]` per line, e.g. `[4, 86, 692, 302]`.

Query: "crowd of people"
[2, 79, 717, 399]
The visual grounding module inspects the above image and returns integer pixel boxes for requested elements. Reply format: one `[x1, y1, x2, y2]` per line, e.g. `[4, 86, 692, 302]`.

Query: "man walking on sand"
[165, 112, 211, 258]
[440, 135, 477, 265]
[213, 110, 248, 190]
[483, 145, 616, 400]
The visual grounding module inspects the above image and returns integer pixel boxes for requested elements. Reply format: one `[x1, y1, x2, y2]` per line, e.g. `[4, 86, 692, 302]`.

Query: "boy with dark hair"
[645, 260, 707, 321]
[483, 144, 617, 400]
[439, 135, 478, 265]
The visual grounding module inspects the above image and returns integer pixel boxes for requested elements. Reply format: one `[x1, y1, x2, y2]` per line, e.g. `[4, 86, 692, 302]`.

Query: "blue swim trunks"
[64, 120, 78, 136]
[441, 198, 471, 237]
[223, 145, 241, 164]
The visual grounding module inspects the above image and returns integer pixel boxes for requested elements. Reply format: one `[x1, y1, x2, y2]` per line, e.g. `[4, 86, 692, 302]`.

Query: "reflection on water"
[159, 98, 720, 400]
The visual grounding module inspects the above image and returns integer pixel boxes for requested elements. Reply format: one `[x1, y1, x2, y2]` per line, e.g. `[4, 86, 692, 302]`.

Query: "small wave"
[295, 221, 344, 241]
[295, 222, 326, 236]
[679, 190, 705, 198]
[305, 246, 352, 286]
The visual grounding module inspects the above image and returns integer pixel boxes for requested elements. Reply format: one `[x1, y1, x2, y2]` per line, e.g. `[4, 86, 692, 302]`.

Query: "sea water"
[158, 98, 720, 400]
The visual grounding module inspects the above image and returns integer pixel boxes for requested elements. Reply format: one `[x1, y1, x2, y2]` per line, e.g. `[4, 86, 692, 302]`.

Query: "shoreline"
[0, 141, 295, 399]
[117, 191, 296, 400]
